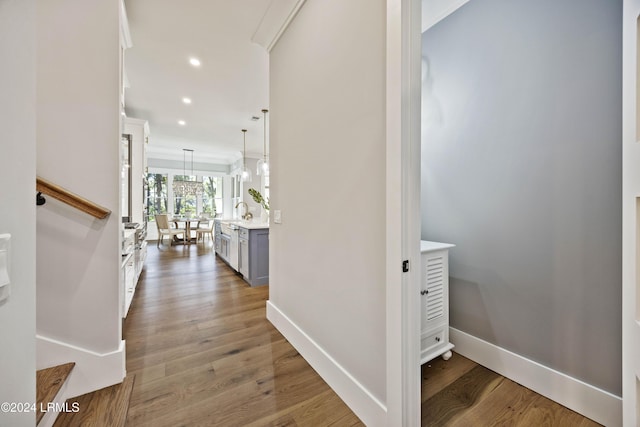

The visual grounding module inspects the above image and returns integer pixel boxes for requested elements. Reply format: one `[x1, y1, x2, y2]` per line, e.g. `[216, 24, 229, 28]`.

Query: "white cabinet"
[121, 230, 137, 317]
[123, 117, 149, 225]
[420, 240, 455, 364]
[121, 118, 148, 319]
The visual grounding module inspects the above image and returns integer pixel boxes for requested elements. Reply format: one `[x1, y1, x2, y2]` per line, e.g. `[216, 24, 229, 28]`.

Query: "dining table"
[171, 217, 206, 244]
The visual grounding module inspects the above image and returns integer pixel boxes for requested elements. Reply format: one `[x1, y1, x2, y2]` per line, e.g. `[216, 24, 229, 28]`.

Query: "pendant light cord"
[183, 148, 194, 179]
[262, 109, 268, 161]
[242, 129, 247, 169]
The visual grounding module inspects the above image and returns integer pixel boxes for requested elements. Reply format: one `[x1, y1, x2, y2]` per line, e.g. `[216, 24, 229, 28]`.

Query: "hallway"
[123, 244, 363, 426]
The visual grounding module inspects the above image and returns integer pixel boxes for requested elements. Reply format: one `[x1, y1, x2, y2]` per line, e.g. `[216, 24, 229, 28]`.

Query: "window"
[202, 176, 223, 217]
[147, 173, 168, 221]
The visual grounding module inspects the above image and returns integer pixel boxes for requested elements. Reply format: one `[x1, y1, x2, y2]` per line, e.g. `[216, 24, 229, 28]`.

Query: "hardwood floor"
[54, 375, 135, 427]
[126, 243, 601, 426]
[421, 354, 602, 426]
[124, 243, 363, 426]
[36, 362, 75, 424]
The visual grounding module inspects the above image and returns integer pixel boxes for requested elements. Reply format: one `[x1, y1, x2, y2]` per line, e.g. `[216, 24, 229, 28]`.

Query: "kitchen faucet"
[235, 201, 252, 220]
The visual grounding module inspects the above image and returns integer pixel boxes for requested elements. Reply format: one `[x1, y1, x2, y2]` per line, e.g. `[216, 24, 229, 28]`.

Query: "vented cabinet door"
[422, 253, 445, 329]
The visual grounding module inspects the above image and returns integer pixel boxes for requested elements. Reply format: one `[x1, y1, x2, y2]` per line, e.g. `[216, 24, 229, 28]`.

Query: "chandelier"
[173, 149, 204, 196]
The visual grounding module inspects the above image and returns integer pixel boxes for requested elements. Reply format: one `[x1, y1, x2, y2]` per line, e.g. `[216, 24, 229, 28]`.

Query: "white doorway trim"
[385, 0, 422, 425]
[622, 1, 640, 425]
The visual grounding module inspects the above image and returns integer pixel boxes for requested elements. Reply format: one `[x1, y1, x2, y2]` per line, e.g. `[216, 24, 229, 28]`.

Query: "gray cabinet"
[238, 226, 269, 286]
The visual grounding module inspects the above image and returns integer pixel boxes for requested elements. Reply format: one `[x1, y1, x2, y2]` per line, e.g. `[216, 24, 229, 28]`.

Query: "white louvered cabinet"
[420, 240, 455, 364]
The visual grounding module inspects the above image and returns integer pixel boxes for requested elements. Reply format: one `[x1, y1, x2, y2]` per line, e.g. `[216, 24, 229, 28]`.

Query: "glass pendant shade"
[256, 109, 269, 176]
[256, 158, 269, 176]
[241, 166, 252, 182]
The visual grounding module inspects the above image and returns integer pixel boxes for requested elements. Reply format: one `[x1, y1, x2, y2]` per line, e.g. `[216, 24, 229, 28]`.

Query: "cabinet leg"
[442, 351, 452, 361]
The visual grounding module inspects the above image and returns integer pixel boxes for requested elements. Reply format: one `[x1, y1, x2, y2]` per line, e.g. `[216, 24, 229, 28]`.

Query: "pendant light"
[172, 149, 204, 196]
[256, 109, 269, 176]
[241, 129, 252, 182]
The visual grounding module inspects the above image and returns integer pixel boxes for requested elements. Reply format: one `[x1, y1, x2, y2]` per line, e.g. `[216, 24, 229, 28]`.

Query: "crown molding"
[120, 0, 132, 49]
[251, 0, 307, 52]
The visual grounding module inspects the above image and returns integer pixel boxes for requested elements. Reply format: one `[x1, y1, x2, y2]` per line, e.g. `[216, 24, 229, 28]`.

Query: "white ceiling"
[123, 0, 469, 165]
[123, 0, 273, 164]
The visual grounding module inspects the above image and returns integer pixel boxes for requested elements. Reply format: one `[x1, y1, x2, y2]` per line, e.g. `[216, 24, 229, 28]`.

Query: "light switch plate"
[273, 210, 282, 224]
[0, 234, 11, 303]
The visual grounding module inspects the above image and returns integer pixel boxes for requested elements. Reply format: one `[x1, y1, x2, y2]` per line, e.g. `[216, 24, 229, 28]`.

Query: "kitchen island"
[214, 219, 269, 286]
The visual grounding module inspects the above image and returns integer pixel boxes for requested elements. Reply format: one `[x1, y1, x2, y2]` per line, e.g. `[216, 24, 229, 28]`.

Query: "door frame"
[385, 0, 422, 425]
[622, 0, 640, 425]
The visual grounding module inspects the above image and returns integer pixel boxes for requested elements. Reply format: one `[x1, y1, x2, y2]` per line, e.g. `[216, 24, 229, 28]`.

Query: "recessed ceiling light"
[182, 97, 192, 104]
[178, 120, 186, 126]
[189, 57, 201, 67]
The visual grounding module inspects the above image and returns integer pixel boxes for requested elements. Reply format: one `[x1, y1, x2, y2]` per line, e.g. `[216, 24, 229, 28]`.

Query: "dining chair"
[195, 219, 214, 244]
[155, 214, 185, 246]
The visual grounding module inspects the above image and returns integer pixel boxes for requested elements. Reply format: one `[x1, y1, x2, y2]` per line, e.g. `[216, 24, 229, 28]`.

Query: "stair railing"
[36, 176, 111, 219]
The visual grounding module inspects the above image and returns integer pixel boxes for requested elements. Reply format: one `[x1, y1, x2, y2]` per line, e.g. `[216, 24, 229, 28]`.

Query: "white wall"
[0, 1, 37, 425]
[36, 0, 124, 394]
[268, 0, 387, 423]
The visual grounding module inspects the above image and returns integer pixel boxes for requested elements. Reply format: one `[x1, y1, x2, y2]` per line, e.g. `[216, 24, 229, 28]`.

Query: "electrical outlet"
[273, 210, 282, 224]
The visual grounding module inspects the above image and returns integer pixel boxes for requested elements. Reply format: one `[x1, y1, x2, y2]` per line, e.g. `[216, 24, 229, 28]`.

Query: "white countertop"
[237, 222, 269, 230]
[216, 219, 269, 230]
[421, 240, 455, 253]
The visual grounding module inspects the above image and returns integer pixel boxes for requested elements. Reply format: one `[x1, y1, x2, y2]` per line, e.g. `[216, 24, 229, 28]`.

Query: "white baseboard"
[266, 301, 387, 426]
[450, 328, 622, 427]
[36, 335, 126, 399]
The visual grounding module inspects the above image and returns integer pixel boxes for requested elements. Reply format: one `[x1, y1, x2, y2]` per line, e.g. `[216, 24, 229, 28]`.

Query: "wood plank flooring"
[124, 243, 363, 426]
[54, 375, 135, 427]
[36, 362, 75, 424]
[126, 243, 602, 426]
[421, 354, 602, 426]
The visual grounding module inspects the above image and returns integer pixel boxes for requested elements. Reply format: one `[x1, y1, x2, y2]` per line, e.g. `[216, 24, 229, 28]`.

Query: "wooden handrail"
[36, 176, 111, 219]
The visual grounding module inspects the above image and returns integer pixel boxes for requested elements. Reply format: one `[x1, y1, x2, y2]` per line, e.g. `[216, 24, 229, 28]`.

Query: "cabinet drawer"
[421, 327, 446, 355]
[238, 227, 249, 239]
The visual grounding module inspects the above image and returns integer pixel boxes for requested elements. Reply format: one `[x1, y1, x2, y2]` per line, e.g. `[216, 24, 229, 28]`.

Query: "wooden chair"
[155, 214, 185, 246]
[195, 219, 214, 244]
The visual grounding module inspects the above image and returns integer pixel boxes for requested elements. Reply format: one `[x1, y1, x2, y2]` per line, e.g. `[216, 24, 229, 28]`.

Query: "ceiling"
[123, 0, 274, 165]
[122, 0, 469, 165]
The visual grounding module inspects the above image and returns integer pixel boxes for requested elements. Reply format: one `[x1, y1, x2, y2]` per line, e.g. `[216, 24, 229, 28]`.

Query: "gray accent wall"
[421, 0, 622, 394]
